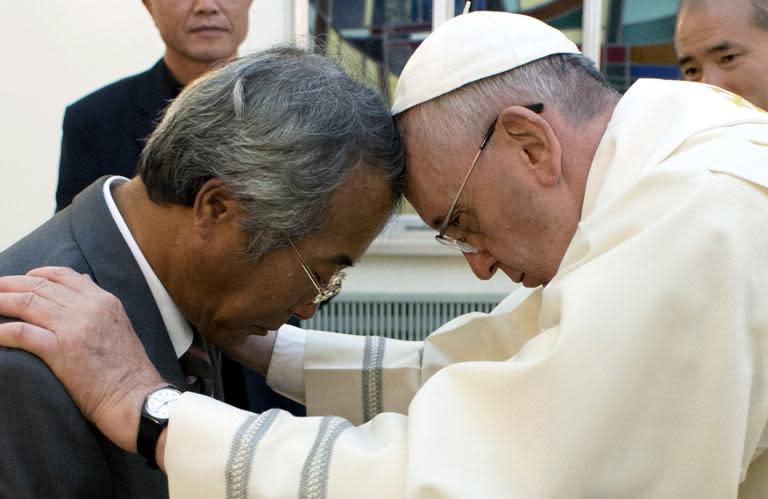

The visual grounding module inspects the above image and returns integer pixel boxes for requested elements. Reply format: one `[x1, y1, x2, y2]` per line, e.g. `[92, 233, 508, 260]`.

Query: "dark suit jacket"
[0, 178, 223, 498]
[55, 59, 179, 211]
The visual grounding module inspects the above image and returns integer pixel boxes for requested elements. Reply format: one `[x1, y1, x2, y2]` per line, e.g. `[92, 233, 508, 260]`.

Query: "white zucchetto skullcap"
[391, 11, 580, 115]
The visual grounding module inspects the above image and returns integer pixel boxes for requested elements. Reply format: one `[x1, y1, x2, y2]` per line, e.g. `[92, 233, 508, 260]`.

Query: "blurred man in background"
[676, 0, 768, 110]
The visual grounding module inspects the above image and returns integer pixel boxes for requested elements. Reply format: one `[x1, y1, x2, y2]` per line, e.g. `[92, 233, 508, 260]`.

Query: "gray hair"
[755, 0, 768, 28]
[396, 53, 618, 159]
[138, 46, 405, 259]
[678, 0, 768, 30]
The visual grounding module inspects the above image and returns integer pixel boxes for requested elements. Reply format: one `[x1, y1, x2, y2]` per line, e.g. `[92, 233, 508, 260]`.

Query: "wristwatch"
[137, 385, 182, 469]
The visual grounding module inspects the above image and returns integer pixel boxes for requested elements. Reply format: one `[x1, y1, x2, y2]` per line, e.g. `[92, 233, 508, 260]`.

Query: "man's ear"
[496, 105, 563, 187]
[192, 178, 240, 240]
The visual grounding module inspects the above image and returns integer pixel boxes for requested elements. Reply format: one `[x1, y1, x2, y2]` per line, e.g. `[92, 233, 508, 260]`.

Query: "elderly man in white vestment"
[1, 11, 768, 499]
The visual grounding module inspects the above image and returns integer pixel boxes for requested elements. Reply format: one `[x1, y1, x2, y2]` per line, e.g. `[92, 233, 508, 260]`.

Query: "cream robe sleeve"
[302, 285, 541, 424]
[165, 161, 768, 497]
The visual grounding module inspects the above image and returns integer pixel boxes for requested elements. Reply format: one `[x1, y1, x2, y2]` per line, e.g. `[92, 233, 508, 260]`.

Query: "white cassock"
[165, 79, 768, 498]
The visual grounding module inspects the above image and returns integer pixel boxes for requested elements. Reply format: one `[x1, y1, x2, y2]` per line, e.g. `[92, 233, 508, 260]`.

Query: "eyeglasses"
[286, 237, 345, 304]
[435, 103, 545, 254]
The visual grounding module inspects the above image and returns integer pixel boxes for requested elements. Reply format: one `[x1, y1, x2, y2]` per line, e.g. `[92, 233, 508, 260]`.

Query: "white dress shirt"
[103, 176, 193, 358]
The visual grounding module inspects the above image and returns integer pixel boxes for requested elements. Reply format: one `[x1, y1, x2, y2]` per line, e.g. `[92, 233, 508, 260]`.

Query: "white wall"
[0, 0, 292, 251]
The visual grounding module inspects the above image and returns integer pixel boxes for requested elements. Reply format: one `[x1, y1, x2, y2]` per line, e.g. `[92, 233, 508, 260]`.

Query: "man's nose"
[193, 0, 221, 14]
[463, 250, 499, 280]
[701, 69, 732, 93]
[292, 300, 319, 321]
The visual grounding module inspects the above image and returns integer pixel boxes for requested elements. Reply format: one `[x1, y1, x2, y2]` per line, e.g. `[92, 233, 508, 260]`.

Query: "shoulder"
[0, 347, 71, 394]
[706, 138, 768, 257]
[0, 346, 99, 453]
[0, 346, 113, 492]
[0, 211, 90, 277]
[65, 63, 158, 120]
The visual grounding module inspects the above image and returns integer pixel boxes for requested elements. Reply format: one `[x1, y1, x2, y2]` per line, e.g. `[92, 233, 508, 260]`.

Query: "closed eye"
[681, 65, 700, 80]
[720, 53, 739, 65]
[448, 212, 462, 228]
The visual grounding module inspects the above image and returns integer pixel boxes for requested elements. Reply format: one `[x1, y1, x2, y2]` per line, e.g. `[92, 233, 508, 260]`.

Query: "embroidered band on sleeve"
[299, 416, 352, 499]
[362, 335, 386, 422]
[225, 410, 280, 499]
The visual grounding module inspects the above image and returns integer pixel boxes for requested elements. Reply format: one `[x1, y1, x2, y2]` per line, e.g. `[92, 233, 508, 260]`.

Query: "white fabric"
[166, 80, 768, 498]
[269, 276, 538, 422]
[265, 324, 307, 404]
[390, 11, 579, 115]
[103, 176, 193, 358]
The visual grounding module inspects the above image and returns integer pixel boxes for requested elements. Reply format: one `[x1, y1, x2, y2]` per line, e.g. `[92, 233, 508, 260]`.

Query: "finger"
[27, 268, 129, 322]
[26, 267, 111, 303]
[0, 321, 58, 363]
[26, 266, 95, 289]
[0, 289, 66, 326]
[0, 274, 46, 293]
[0, 274, 76, 309]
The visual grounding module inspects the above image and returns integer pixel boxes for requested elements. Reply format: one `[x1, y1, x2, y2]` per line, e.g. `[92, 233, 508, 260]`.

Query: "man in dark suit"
[56, 0, 252, 211]
[0, 178, 224, 499]
[0, 47, 404, 498]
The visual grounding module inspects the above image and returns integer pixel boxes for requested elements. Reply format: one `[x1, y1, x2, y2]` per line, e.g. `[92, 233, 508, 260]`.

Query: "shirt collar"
[102, 176, 194, 358]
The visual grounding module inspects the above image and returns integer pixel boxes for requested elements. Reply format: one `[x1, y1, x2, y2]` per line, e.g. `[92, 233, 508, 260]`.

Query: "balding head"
[679, 0, 768, 29]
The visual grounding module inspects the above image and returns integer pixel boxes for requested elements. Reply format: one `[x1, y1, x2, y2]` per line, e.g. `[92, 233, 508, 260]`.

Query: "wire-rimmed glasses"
[286, 237, 345, 304]
[435, 103, 544, 254]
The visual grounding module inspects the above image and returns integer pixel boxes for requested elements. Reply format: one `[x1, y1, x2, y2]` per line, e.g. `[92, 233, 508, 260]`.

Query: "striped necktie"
[179, 330, 214, 396]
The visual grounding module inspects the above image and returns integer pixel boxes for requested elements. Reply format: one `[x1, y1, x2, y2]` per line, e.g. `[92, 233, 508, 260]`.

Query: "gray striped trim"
[362, 335, 386, 422]
[225, 410, 280, 499]
[299, 416, 352, 499]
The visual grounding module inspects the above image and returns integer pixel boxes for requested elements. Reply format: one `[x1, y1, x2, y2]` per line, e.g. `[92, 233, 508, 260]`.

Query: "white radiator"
[302, 294, 505, 341]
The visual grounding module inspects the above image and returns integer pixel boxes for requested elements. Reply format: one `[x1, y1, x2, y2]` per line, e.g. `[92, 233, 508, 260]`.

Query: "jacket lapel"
[68, 178, 187, 388]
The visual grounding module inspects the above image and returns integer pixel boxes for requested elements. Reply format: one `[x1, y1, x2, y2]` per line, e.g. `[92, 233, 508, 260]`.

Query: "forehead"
[320, 168, 395, 251]
[403, 132, 474, 228]
[676, 0, 756, 52]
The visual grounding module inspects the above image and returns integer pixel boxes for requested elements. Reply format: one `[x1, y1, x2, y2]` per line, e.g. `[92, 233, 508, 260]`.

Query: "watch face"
[145, 388, 182, 419]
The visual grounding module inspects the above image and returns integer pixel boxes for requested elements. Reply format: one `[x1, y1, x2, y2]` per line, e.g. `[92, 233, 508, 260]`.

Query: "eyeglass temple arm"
[437, 118, 497, 236]
[286, 238, 323, 290]
[436, 103, 543, 236]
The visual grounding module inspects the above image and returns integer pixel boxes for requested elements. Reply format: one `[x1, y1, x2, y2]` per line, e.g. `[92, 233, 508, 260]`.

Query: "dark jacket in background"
[55, 59, 179, 211]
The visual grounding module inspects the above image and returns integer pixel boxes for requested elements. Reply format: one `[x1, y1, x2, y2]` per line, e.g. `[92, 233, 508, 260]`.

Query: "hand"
[0, 267, 167, 453]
